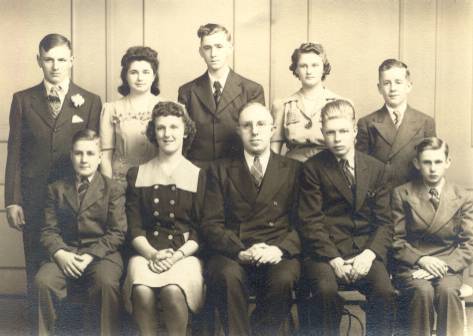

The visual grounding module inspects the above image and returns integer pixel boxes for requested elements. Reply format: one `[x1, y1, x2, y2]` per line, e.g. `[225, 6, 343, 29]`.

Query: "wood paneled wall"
[0, 0, 472, 294]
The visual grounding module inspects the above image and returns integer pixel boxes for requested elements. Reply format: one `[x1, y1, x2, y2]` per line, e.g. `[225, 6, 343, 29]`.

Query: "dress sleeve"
[100, 102, 116, 151]
[271, 98, 286, 143]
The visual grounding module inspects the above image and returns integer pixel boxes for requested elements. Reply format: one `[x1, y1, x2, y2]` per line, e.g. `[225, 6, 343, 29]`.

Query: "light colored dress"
[123, 157, 206, 313]
[100, 95, 161, 186]
[271, 88, 342, 162]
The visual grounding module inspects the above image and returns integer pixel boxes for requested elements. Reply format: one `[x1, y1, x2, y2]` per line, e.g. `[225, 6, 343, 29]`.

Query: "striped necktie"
[78, 176, 90, 204]
[250, 155, 263, 190]
[429, 188, 440, 210]
[48, 86, 62, 119]
[339, 159, 355, 187]
[213, 81, 222, 106]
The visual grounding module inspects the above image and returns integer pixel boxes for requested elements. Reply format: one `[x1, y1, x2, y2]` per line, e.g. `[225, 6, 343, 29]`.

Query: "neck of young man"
[208, 65, 230, 81]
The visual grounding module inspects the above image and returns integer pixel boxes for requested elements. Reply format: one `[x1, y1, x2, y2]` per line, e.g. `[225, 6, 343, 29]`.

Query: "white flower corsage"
[71, 94, 85, 108]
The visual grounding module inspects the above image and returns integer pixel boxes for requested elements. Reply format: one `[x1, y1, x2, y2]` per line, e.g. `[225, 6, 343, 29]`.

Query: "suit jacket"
[356, 105, 435, 187]
[298, 150, 393, 263]
[41, 172, 127, 265]
[5, 82, 102, 210]
[201, 152, 301, 259]
[392, 180, 473, 274]
[178, 70, 265, 162]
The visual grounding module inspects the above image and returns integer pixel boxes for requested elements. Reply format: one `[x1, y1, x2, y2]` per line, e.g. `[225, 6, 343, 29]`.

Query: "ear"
[377, 82, 382, 95]
[413, 157, 420, 170]
[198, 46, 204, 58]
[445, 156, 452, 169]
[36, 54, 41, 67]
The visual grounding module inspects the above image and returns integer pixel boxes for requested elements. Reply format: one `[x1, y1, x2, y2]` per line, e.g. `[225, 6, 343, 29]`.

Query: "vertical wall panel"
[72, 0, 107, 101]
[144, 0, 233, 100]
[234, 0, 270, 106]
[270, 0, 308, 106]
[308, 0, 399, 118]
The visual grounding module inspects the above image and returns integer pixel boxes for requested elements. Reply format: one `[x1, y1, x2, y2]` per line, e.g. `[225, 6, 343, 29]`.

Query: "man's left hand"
[346, 249, 376, 282]
[74, 253, 94, 273]
[252, 245, 283, 266]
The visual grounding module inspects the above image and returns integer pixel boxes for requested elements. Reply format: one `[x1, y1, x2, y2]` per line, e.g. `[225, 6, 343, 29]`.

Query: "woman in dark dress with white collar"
[123, 101, 205, 336]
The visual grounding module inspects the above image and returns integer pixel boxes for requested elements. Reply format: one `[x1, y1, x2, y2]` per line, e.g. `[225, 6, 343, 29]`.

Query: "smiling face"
[322, 117, 357, 159]
[71, 139, 102, 178]
[296, 52, 324, 88]
[199, 31, 232, 73]
[237, 104, 275, 156]
[155, 115, 186, 156]
[377, 67, 412, 108]
[126, 60, 155, 94]
[414, 148, 451, 187]
[37, 45, 73, 85]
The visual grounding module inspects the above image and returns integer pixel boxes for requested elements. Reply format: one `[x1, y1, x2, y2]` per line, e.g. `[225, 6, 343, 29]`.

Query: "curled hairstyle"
[146, 101, 196, 154]
[290, 42, 331, 80]
[415, 137, 449, 159]
[71, 129, 101, 150]
[118, 46, 160, 96]
[378, 58, 410, 80]
[321, 99, 356, 127]
[39, 33, 72, 53]
[197, 23, 232, 42]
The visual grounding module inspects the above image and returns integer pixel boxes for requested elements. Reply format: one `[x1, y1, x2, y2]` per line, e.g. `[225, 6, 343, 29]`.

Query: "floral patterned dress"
[100, 95, 161, 186]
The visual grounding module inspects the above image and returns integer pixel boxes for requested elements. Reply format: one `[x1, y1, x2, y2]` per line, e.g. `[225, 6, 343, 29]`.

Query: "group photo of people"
[2, 1, 473, 336]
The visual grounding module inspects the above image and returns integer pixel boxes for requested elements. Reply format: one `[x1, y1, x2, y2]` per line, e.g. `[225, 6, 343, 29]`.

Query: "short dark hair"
[39, 33, 72, 53]
[118, 46, 160, 96]
[146, 101, 196, 154]
[197, 23, 231, 42]
[378, 58, 410, 80]
[238, 101, 273, 122]
[71, 129, 101, 150]
[289, 42, 331, 80]
[415, 137, 449, 159]
[321, 99, 355, 127]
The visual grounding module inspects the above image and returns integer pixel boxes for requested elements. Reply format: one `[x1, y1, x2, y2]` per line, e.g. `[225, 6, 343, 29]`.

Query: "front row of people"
[35, 99, 473, 336]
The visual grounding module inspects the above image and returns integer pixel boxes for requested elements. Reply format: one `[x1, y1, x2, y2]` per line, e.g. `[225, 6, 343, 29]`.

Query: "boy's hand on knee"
[53, 249, 83, 279]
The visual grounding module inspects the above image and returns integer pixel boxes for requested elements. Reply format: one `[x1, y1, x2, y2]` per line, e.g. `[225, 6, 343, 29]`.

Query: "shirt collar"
[244, 148, 271, 176]
[208, 67, 230, 93]
[424, 178, 445, 195]
[386, 102, 407, 122]
[335, 149, 355, 169]
[76, 172, 95, 185]
[44, 78, 70, 99]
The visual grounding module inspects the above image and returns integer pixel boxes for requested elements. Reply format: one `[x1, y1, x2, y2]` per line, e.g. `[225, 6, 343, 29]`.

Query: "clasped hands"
[412, 256, 449, 280]
[329, 249, 376, 284]
[238, 243, 283, 266]
[53, 249, 94, 279]
[148, 248, 182, 274]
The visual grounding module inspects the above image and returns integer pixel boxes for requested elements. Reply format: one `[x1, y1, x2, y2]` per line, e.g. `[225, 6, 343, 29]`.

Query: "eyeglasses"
[238, 122, 273, 132]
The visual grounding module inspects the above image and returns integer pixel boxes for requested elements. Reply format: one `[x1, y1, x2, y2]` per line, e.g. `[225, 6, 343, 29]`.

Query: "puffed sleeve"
[271, 98, 286, 144]
[99, 102, 116, 151]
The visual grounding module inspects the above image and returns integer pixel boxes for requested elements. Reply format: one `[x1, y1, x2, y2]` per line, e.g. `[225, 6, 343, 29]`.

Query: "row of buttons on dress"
[152, 184, 177, 240]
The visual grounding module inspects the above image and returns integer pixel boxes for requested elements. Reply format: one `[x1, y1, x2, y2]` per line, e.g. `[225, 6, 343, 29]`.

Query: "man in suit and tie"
[202, 102, 300, 335]
[392, 137, 473, 336]
[298, 99, 396, 336]
[35, 129, 126, 336]
[4, 33, 101, 333]
[178, 23, 265, 167]
[356, 59, 436, 187]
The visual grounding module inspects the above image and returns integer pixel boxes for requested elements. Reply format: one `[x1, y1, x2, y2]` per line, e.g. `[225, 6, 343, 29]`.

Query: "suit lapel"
[372, 107, 396, 146]
[428, 182, 462, 235]
[253, 153, 287, 211]
[63, 176, 80, 214]
[390, 106, 422, 158]
[30, 83, 55, 128]
[79, 173, 104, 213]
[193, 73, 217, 115]
[228, 158, 258, 205]
[55, 82, 78, 128]
[322, 153, 354, 206]
[354, 152, 370, 211]
[217, 70, 242, 114]
[407, 181, 436, 227]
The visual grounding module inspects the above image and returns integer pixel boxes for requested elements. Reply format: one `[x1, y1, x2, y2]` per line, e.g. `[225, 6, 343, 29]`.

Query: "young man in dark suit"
[4, 33, 102, 333]
[35, 129, 126, 336]
[178, 23, 265, 167]
[202, 102, 300, 336]
[356, 59, 436, 187]
[392, 137, 473, 336]
[298, 99, 396, 336]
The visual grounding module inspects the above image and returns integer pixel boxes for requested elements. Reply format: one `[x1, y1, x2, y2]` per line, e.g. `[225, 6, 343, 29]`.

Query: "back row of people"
[5, 23, 470, 336]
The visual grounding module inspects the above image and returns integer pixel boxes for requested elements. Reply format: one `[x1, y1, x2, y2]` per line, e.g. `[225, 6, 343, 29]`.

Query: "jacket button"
[153, 231, 159, 237]
[273, 201, 278, 206]
[153, 211, 159, 217]
[170, 200, 175, 205]
[168, 234, 173, 240]
[171, 185, 176, 191]
[154, 185, 159, 190]
[154, 198, 159, 204]
[268, 222, 274, 227]
[169, 213, 175, 219]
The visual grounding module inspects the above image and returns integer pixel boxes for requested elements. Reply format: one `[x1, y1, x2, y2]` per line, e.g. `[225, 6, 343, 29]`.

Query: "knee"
[310, 278, 338, 300]
[91, 271, 120, 293]
[160, 285, 186, 307]
[372, 283, 396, 302]
[208, 262, 244, 290]
[411, 282, 435, 302]
[268, 271, 297, 294]
[132, 285, 155, 309]
[436, 284, 460, 301]
[34, 271, 52, 292]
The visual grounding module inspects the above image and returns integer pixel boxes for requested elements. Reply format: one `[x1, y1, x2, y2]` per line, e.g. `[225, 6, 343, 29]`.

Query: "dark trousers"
[206, 254, 300, 336]
[34, 256, 122, 336]
[303, 258, 396, 336]
[396, 273, 463, 336]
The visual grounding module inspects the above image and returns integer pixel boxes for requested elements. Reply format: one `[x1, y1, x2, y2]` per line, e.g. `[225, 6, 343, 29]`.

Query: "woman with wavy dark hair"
[271, 42, 346, 162]
[100, 46, 163, 186]
[122, 101, 204, 336]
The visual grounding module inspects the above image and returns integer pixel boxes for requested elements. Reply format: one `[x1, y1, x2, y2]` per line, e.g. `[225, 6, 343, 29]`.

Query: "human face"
[37, 45, 73, 85]
[377, 67, 412, 108]
[413, 148, 451, 187]
[237, 105, 275, 156]
[155, 115, 186, 155]
[199, 31, 232, 73]
[70, 139, 102, 178]
[296, 52, 324, 88]
[126, 60, 155, 94]
[322, 117, 357, 159]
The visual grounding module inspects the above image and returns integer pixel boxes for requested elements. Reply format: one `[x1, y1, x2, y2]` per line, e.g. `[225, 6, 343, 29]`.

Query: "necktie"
[339, 159, 355, 187]
[213, 81, 222, 106]
[250, 155, 263, 190]
[429, 188, 440, 210]
[48, 86, 61, 119]
[78, 176, 90, 204]
[392, 110, 400, 128]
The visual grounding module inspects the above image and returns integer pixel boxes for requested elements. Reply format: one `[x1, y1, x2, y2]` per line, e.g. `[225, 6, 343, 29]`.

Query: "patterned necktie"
[250, 155, 263, 190]
[429, 188, 440, 210]
[78, 176, 90, 204]
[213, 81, 222, 106]
[48, 86, 62, 119]
[339, 159, 355, 187]
[392, 110, 400, 128]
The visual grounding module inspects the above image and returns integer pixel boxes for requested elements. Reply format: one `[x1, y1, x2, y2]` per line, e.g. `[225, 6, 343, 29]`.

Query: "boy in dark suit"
[299, 99, 396, 336]
[356, 59, 436, 187]
[178, 23, 265, 167]
[393, 137, 473, 336]
[34, 129, 126, 336]
[202, 102, 300, 335]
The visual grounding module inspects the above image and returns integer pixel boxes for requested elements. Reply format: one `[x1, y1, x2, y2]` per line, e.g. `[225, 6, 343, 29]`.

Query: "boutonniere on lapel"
[71, 93, 85, 108]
